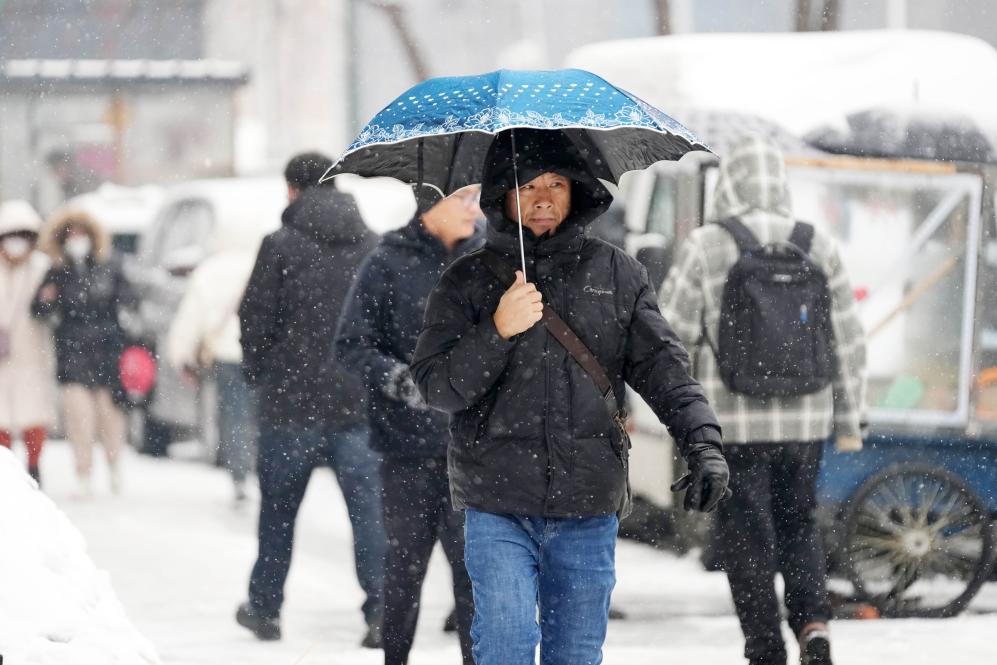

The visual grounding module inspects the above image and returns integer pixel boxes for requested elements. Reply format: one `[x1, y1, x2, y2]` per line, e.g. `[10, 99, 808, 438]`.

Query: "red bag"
[119, 345, 157, 399]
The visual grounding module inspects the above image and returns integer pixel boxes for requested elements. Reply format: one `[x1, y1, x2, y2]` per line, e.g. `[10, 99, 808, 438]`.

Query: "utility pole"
[796, 0, 840, 31]
[654, 0, 671, 35]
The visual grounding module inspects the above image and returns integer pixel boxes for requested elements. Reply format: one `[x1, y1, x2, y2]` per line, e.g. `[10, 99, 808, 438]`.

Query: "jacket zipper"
[540, 253, 555, 511]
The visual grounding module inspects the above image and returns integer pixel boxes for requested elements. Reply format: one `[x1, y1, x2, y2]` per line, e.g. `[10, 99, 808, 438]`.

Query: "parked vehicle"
[62, 183, 164, 256]
[127, 177, 285, 453]
[615, 150, 997, 617]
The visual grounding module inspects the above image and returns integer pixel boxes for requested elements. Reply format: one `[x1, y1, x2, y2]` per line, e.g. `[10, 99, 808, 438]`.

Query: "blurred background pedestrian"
[33, 208, 135, 497]
[235, 152, 386, 646]
[166, 222, 260, 505]
[336, 184, 483, 665]
[0, 200, 56, 486]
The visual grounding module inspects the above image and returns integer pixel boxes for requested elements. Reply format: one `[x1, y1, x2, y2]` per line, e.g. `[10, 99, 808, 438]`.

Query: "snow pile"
[0, 447, 160, 665]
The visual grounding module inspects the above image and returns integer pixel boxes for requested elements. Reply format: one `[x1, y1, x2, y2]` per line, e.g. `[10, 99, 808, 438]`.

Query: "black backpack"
[707, 218, 836, 398]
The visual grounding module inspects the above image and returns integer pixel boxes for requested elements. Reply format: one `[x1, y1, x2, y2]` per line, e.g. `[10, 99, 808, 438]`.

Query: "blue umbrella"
[322, 68, 711, 271]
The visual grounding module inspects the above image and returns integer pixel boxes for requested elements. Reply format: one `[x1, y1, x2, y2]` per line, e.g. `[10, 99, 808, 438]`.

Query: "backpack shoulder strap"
[717, 217, 762, 253]
[788, 221, 815, 255]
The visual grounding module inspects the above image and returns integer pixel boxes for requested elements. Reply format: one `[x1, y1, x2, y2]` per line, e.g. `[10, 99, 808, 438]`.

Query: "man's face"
[504, 172, 571, 237]
[422, 185, 481, 247]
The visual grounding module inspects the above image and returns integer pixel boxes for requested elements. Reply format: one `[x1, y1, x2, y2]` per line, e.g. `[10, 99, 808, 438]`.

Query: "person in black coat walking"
[33, 209, 134, 496]
[235, 153, 385, 646]
[410, 129, 730, 665]
[336, 185, 482, 665]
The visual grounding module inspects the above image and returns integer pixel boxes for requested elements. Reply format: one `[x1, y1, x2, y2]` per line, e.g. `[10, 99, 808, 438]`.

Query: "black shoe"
[236, 602, 281, 641]
[27, 466, 41, 486]
[361, 620, 383, 648]
[443, 608, 458, 633]
[800, 629, 832, 665]
[608, 606, 627, 620]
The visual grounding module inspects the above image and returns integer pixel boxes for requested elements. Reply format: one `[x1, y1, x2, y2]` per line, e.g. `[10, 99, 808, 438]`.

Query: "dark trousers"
[717, 442, 831, 665]
[249, 422, 385, 625]
[381, 457, 474, 665]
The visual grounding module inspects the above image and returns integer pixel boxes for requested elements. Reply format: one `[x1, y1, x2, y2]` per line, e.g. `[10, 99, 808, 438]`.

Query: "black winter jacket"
[335, 217, 482, 458]
[239, 187, 378, 427]
[32, 257, 133, 388]
[411, 146, 719, 518]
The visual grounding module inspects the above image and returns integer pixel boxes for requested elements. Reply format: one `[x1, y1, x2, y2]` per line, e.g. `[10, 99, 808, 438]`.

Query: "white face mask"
[1, 236, 32, 259]
[64, 235, 92, 261]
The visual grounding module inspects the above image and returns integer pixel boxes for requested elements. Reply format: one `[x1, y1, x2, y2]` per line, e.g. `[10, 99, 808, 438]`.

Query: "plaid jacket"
[659, 136, 867, 444]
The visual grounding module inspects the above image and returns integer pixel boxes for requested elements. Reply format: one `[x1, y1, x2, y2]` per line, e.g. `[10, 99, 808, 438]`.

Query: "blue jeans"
[214, 362, 257, 484]
[464, 510, 618, 665]
[249, 422, 385, 625]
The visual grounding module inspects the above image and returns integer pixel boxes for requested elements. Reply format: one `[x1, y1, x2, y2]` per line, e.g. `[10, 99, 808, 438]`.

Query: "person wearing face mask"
[33, 209, 135, 497]
[0, 201, 56, 485]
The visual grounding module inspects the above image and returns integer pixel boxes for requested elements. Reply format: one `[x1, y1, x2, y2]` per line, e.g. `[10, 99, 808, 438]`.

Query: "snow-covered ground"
[0, 447, 159, 665]
[6, 441, 997, 664]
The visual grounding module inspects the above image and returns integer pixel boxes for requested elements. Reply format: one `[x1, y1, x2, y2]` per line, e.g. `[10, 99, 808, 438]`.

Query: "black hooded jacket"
[335, 216, 482, 458]
[240, 186, 378, 427]
[411, 130, 720, 517]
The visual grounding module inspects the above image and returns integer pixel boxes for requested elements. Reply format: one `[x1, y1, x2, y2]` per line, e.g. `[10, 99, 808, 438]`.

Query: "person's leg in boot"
[24, 427, 46, 485]
[464, 510, 542, 665]
[436, 464, 475, 665]
[94, 388, 125, 494]
[240, 423, 318, 640]
[719, 445, 787, 665]
[326, 424, 386, 647]
[381, 457, 443, 664]
[536, 514, 617, 665]
[771, 442, 833, 665]
[62, 384, 97, 497]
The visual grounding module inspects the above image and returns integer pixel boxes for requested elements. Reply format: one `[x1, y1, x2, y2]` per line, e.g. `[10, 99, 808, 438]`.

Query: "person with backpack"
[410, 128, 729, 665]
[659, 134, 867, 665]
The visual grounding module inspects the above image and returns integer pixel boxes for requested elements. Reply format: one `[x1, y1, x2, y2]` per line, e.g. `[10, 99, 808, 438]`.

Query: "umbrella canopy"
[805, 107, 997, 164]
[322, 68, 711, 195]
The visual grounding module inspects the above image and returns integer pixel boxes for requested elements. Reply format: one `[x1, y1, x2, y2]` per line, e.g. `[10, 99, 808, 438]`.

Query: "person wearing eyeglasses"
[335, 184, 483, 665]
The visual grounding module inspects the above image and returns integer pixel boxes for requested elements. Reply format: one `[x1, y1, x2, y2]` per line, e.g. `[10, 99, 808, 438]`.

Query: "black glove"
[670, 426, 732, 512]
[382, 364, 427, 410]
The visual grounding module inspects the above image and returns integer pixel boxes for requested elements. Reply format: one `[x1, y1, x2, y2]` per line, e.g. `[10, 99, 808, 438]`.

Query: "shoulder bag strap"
[477, 250, 619, 417]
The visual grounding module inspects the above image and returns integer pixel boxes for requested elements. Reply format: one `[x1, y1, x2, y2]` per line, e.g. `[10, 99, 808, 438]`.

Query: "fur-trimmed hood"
[38, 207, 112, 264]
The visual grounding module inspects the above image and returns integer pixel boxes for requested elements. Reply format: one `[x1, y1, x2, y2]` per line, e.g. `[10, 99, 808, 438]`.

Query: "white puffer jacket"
[0, 201, 56, 431]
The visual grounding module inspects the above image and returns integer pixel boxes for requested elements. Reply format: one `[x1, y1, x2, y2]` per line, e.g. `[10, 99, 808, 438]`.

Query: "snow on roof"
[565, 30, 997, 139]
[1, 59, 249, 86]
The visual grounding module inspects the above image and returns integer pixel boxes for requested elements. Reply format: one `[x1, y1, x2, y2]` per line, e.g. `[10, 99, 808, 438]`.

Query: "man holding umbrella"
[325, 69, 731, 664]
[410, 128, 730, 664]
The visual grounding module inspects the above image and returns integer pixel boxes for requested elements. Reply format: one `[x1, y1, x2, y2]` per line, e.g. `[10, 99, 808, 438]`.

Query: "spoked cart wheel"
[841, 464, 996, 618]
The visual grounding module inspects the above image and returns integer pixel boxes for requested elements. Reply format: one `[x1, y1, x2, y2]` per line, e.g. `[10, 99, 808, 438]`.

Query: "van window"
[646, 172, 676, 241]
[151, 200, 215, 265]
